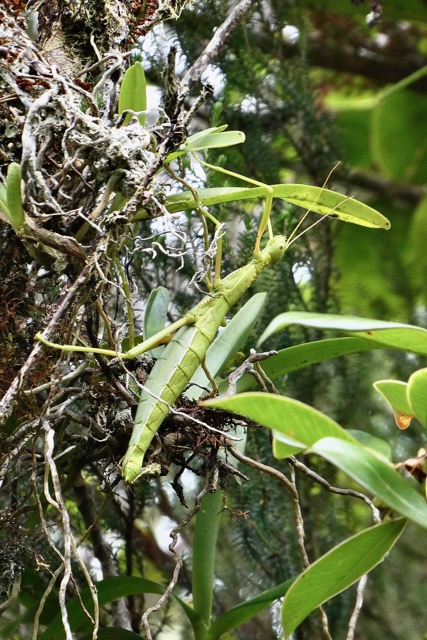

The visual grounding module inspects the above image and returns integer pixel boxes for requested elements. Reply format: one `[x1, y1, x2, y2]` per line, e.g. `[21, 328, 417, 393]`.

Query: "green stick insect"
[36, 150, 390, 483]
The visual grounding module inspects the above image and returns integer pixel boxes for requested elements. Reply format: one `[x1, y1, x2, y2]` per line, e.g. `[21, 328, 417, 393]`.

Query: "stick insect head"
[266, 234, 288, 264]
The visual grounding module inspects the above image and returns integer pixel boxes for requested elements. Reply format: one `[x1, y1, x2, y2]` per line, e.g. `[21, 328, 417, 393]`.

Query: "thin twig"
[225, 349, 277, 396]
[289, 456, 381, 524]
[228, 443, 295, 489]
[346, 574, 368, 640]
[288, 464, 310, 568]
[181, 0, 254, 92]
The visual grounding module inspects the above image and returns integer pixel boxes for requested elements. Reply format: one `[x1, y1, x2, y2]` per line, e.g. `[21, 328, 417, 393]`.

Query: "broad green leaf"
[311, 437, 427, 529]
[258, 311, 427, 355]
[187, 292, 266, 400]
[217, 337, 382, 395]
[347, 429, 392, 461]
[192, 489, 222, 629]
[374, 380, 413, 415]
[143, 286, 169, 358]
[166, 126, 245, 161]
[208, 578, 294, 640]
[156, 184, 390, 229]
[280, 184, 389, 229]
[407, 368, 427, 428]
[118, 61, 147, 126]
[6, 162, 25, 232]
[282, 519, 406, 638]
[40, 576, 199, 639]
[202, 393, 356, 458]
[184, 125, 228, 142]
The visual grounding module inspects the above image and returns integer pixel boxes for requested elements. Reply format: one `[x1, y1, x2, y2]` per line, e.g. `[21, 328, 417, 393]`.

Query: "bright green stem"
[192, 489, 223, 639]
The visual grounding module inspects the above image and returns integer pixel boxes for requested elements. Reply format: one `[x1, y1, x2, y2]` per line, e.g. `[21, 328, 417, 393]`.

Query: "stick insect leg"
[196, 157, 274, 256]
[36, 314, 193, 359]
[164, 163, 224, 290]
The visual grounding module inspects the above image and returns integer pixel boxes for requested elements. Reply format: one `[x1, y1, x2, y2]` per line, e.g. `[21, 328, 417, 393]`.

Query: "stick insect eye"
[268, 235, 288, 263]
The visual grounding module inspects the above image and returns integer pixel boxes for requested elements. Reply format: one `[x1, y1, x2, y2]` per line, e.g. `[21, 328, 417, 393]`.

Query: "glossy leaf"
[407, 368, 427, 428]
[217, 336, 382, 395]
[166, 126, 245, 161]
[118, 61, 147, 126]
[312, 437, 427, 529]
[187, 292, 266, 399]
[192, 489, 223, 629]
[258, 311, 427, 355]
[347, 429, 392, 461]
[160, 184, 390, 229]
[201, 393, 356, 458]
[208, 578, 294, 640]
[143, 286, 169, 358]
[282, 519, 406, 638]
[6, 162, 25, 232]
[373, 380, 412, 416]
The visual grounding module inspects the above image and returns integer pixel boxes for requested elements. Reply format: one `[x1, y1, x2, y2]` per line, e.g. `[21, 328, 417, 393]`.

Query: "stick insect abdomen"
[122, 323, 212, 482]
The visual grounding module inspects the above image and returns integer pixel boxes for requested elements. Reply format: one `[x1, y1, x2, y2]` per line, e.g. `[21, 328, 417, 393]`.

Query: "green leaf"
[282, 519, 406, 638]
[192, 489, 223, 630]
[208, 578, 294, 640]
[40, 576, 199, 639]
[312, 437, 427, 529]
[257, 311, 427, 355]
[187, 292, 266, 400]
[373, 380, 413, 422]
[407, 368, 427, 428]
[347, 429, 392, 461]
[166, 126, 245, 162]
[6, 162, 25, 232]
[159, 184, 390, 229]
[201, 393, 356, 458]
[279, 184, 390, 229]
[217, 337, 382, 395]
[143, 286, 169, 358]
[118, 61, 147, 126]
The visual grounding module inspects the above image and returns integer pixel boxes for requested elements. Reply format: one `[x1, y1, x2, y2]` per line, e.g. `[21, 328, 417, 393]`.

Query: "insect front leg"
[35, 314, 193, 359]
[195, 156, 274, 256]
